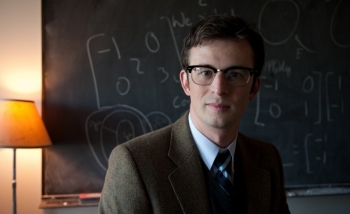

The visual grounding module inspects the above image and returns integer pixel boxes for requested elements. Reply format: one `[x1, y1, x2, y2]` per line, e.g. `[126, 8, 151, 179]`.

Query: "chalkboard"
[42, 0, 350, 199]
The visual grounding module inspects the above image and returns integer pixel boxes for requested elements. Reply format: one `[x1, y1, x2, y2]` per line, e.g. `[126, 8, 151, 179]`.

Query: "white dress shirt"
[188, 113, 237, 179]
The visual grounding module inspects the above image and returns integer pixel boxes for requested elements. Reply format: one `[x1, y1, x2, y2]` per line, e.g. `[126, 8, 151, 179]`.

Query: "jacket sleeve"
[98, 145, 152, 214]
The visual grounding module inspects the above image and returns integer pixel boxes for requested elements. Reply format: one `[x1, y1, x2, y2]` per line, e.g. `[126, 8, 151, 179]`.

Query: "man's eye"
[227, 69, 246, 79]
[200, 70, 213, 76]
[228, 72, 240, 78]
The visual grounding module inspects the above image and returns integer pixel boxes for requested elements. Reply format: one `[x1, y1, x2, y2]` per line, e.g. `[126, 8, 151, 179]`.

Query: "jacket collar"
[167, 112, 211, 214]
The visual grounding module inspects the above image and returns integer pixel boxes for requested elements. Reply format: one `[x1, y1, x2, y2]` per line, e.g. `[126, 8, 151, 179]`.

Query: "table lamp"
[0, 99, 52, 214]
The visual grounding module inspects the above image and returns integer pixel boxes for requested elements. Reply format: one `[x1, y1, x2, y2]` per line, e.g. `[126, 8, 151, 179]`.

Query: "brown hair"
[180, 15, 265, 76]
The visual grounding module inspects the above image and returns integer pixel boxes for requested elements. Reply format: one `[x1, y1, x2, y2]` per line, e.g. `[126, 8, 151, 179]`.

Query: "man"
[99, 15, 290, 214]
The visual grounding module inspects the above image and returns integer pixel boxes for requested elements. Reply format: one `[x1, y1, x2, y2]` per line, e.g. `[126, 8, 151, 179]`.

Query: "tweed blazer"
[98, 112, 290, 214]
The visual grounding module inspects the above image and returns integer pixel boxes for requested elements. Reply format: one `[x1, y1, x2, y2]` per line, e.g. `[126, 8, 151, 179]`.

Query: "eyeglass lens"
[190, 66, 251, 87]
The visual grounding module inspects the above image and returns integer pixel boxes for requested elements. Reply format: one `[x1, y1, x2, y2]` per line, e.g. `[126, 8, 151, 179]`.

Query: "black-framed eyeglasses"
[186, 65, 258, 87]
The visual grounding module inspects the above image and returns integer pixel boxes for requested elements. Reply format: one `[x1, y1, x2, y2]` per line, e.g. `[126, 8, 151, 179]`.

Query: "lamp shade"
[0, 99, 52, 148]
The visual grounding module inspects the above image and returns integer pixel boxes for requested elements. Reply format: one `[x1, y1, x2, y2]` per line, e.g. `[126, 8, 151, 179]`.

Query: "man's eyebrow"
[188, 64, 214, 67]
[189, 64, 248, 70]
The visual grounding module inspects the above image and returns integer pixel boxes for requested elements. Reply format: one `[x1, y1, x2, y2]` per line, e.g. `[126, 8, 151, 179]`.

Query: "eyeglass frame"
[186, 65, 259, 87]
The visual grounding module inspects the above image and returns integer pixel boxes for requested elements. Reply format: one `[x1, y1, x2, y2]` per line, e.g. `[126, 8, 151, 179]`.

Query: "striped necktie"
[212, 150, 233, 194]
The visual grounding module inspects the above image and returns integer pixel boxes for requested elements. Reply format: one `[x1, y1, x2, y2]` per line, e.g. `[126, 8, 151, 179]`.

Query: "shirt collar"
[188, 113, 237, 171]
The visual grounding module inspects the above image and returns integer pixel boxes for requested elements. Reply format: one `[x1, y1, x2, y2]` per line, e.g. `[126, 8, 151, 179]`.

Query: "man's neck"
[189, 113, 239, 148]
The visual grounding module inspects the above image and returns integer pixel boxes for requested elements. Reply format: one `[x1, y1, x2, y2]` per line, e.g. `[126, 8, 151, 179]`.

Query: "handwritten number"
[130, 58, 145, 74]
[158, 67, 169, 83]
[145, 32, 160, 53]
[116, 77, 130, 96]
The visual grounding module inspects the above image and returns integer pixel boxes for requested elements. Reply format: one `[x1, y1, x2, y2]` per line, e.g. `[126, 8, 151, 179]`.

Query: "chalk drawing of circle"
[146, 111, 172, 130]
[258, 0, 299, 45]
[331, 0, 350, 48]
[99, 105, 153, 165]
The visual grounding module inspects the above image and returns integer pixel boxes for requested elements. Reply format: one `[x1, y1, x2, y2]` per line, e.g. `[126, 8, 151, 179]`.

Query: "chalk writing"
[130, 58, 145, 74]
[330, 0, 350, 48]
[294, 35, 317, 56]
[160, 16, 182, 66]
[158, 67, 169, 83]
[254, 92, 265, 127]
[198, 0, 207, 7]
[171, 12, 192, 28]
[269, 103, 282, 118]
[258, 0, 299, 45]
[325, 72, 343, 122]
[304, 133, 327, 174]
[116, 77, 130, 96]
[86, 105, 155, 171]
[145, 32, 160, 53]
[173, 96, 190, 109]
[87, 34, 123, 109]
[302, 71, 344, 124]
[265, 59, 292, 78]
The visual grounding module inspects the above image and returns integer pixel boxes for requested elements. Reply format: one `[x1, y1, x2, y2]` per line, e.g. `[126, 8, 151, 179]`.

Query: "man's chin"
[205, 117, 230, 129]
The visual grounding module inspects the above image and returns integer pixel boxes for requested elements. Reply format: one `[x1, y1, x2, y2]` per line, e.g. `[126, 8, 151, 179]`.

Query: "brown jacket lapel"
[167, 113, 211, 214]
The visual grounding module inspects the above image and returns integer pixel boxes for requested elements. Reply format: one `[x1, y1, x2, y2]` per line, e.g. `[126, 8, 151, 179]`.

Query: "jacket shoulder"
[237, 132, 283, 169]
[116, 112, 189, 155]
[238, 132, 279, 152]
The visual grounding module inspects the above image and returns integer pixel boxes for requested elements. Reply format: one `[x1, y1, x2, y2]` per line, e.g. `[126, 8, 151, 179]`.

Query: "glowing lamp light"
[0, 69, 41, 94]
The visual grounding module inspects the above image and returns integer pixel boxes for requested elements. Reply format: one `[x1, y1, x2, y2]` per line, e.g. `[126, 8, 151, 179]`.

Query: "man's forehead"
[188, 38, 253, 57]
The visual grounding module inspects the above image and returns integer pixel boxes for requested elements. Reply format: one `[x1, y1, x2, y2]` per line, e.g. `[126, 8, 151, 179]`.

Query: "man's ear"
[180, 70, 190, 96]
[249, 76, 260, 100]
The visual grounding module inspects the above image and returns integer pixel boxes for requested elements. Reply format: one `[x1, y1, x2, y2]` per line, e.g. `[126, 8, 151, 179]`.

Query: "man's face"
[180, 38, 260, 134]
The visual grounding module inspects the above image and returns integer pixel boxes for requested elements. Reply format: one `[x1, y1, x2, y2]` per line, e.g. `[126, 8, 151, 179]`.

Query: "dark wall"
[42, 0, 350, 195]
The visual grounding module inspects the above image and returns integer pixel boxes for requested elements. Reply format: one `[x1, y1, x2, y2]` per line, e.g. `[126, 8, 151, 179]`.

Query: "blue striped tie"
[212, 150, 233, 194]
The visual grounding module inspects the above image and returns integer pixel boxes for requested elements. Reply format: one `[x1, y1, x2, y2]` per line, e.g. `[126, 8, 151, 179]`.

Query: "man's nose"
[210, 71, 230, 95]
